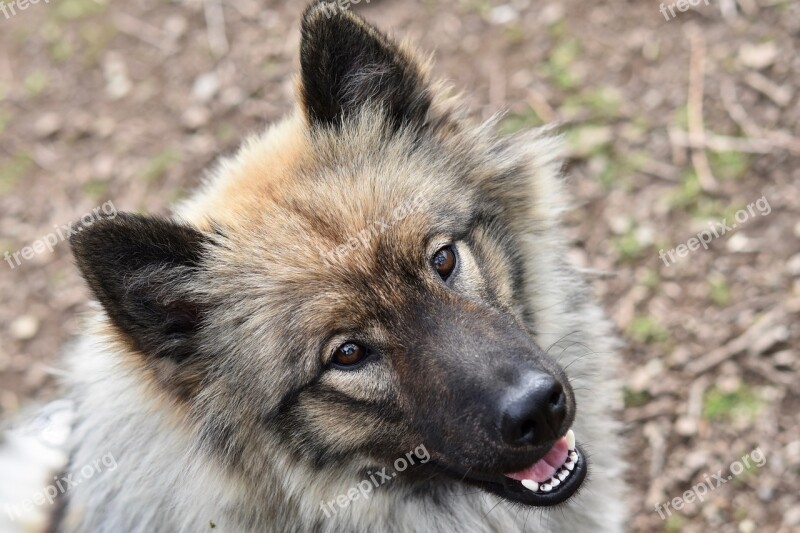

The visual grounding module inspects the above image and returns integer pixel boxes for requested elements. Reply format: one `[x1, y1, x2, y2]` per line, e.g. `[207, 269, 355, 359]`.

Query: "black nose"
[500, 373, 566, 447]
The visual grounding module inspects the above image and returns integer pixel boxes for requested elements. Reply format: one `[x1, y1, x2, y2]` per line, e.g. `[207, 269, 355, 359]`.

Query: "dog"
[3, 2, 628, 531]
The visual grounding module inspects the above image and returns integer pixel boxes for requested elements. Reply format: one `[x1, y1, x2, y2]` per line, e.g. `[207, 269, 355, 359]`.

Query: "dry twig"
[669, 128, 775, 154]
[687, 32, 719, 193]
[113, 13, 176, 55]
[527, 91, 558, 124]
[204, 0, 229, 58]
[720, 78, 800, 154]
[685, 306, 787, 376]
[744, 71, 793, 107]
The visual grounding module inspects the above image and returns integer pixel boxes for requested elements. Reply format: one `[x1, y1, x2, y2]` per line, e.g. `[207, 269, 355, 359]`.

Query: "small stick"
[204, 0, 229, 58]
[669, 128, 774, 154]
[721, 79, 800, 154]
[113, 13, 175, 55]
[687, 32, 718, 193]
[526, 91, 557, 124]
[744, 71, 793, 108]
[685, 307, 785, 376]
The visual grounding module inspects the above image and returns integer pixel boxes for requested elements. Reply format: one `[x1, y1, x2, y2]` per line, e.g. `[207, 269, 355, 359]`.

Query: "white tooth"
[541, 483, 552, 492]
[551, 477, 560, 487]
[521, 479, 539, 492]
[565, 460, 575, 471]
[558, 470, 569, 481]
[566, 429, 575, 451]
[569, 451, 578, 461]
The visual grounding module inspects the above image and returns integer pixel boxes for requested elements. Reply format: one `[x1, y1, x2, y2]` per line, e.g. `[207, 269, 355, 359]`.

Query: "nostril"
[549, 387, 564, 408]
[518, 420, 536, 442]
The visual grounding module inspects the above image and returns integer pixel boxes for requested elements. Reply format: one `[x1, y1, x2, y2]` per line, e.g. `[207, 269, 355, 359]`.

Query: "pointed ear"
[70, 213, 210, 362]
[299, 1, 432, 129]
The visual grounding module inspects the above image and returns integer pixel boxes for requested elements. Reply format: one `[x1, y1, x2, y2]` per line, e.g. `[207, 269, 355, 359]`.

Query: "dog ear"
[299, 1, 432, 129]
[70, 213, 209, 363]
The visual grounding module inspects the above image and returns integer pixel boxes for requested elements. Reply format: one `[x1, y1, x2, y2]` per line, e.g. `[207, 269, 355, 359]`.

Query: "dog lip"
[427, 440, 587, 507]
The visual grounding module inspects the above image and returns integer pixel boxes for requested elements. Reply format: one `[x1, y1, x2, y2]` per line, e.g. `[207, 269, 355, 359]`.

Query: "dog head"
[71, 1, 587, 509]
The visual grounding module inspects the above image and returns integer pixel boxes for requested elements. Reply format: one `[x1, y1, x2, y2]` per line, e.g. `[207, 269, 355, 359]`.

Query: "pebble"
[627, 359, 663, 391]
[786, 253, 800, 277]
[488, 5, 518, 25]
[93, 116, 116, 138]
[92, 154, 116, 180]
[635, 225, 655, 246]
[182, 106, 211, 130]
[726, 233, 753, 253]
[739, 519, 755, 533]
[103, 53, 132, 100]
[739, 42, 778, 70]
[10, 315, 39, 340]
[608, 215, 633, 235]
[34, 113, 62, 139]
[674, 416, 697, 436]
[221, 86, 246, 108]
[164, 15, 188, 39]
[756, 486, 774, 502]
[772, 350, 795, 369]
[784, 507, 800, 527]
[539, 3, 565, 25]
[193, 72, 220, 103]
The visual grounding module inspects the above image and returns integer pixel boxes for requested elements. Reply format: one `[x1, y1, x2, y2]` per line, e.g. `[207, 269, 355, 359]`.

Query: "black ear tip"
[302, 1, 346, 24]
[298, 0, 431, 130]
[70, 213, 209, 274]
[300, 0, 368, 46]
[68, 213, 114, 255]
[68, 212, 130, 252]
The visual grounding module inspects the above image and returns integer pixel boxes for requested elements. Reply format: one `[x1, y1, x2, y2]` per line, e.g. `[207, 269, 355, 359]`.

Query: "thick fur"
[14, 3, 628, 532]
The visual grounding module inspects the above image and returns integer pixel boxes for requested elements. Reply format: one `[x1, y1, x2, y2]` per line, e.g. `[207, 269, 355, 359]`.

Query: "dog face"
[71, 2, 586, 508]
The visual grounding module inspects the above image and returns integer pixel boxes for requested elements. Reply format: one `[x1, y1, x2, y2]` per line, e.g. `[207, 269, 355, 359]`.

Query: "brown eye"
[332, 342, 368, 368]
[432, 245, 456, 281]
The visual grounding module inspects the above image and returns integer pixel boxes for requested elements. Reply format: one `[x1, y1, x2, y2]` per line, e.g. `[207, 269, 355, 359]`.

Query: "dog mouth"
[435, 428, 587, 507]
[501, 429, 586, 504]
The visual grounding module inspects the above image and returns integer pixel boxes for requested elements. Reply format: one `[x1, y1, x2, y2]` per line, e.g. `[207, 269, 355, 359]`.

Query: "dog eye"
[432, 245, 456, 281]
[332, 342, 368, 368]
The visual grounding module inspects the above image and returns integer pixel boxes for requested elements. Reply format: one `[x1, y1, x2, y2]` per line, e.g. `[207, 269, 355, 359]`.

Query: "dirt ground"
[0, 0, 798, 531]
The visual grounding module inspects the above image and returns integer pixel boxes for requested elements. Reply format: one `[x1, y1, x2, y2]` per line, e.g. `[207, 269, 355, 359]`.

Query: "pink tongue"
[504, 437, 569, 483]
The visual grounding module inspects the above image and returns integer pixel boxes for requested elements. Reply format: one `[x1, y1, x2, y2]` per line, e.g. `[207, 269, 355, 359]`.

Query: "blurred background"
[0, 0, 798, 531]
